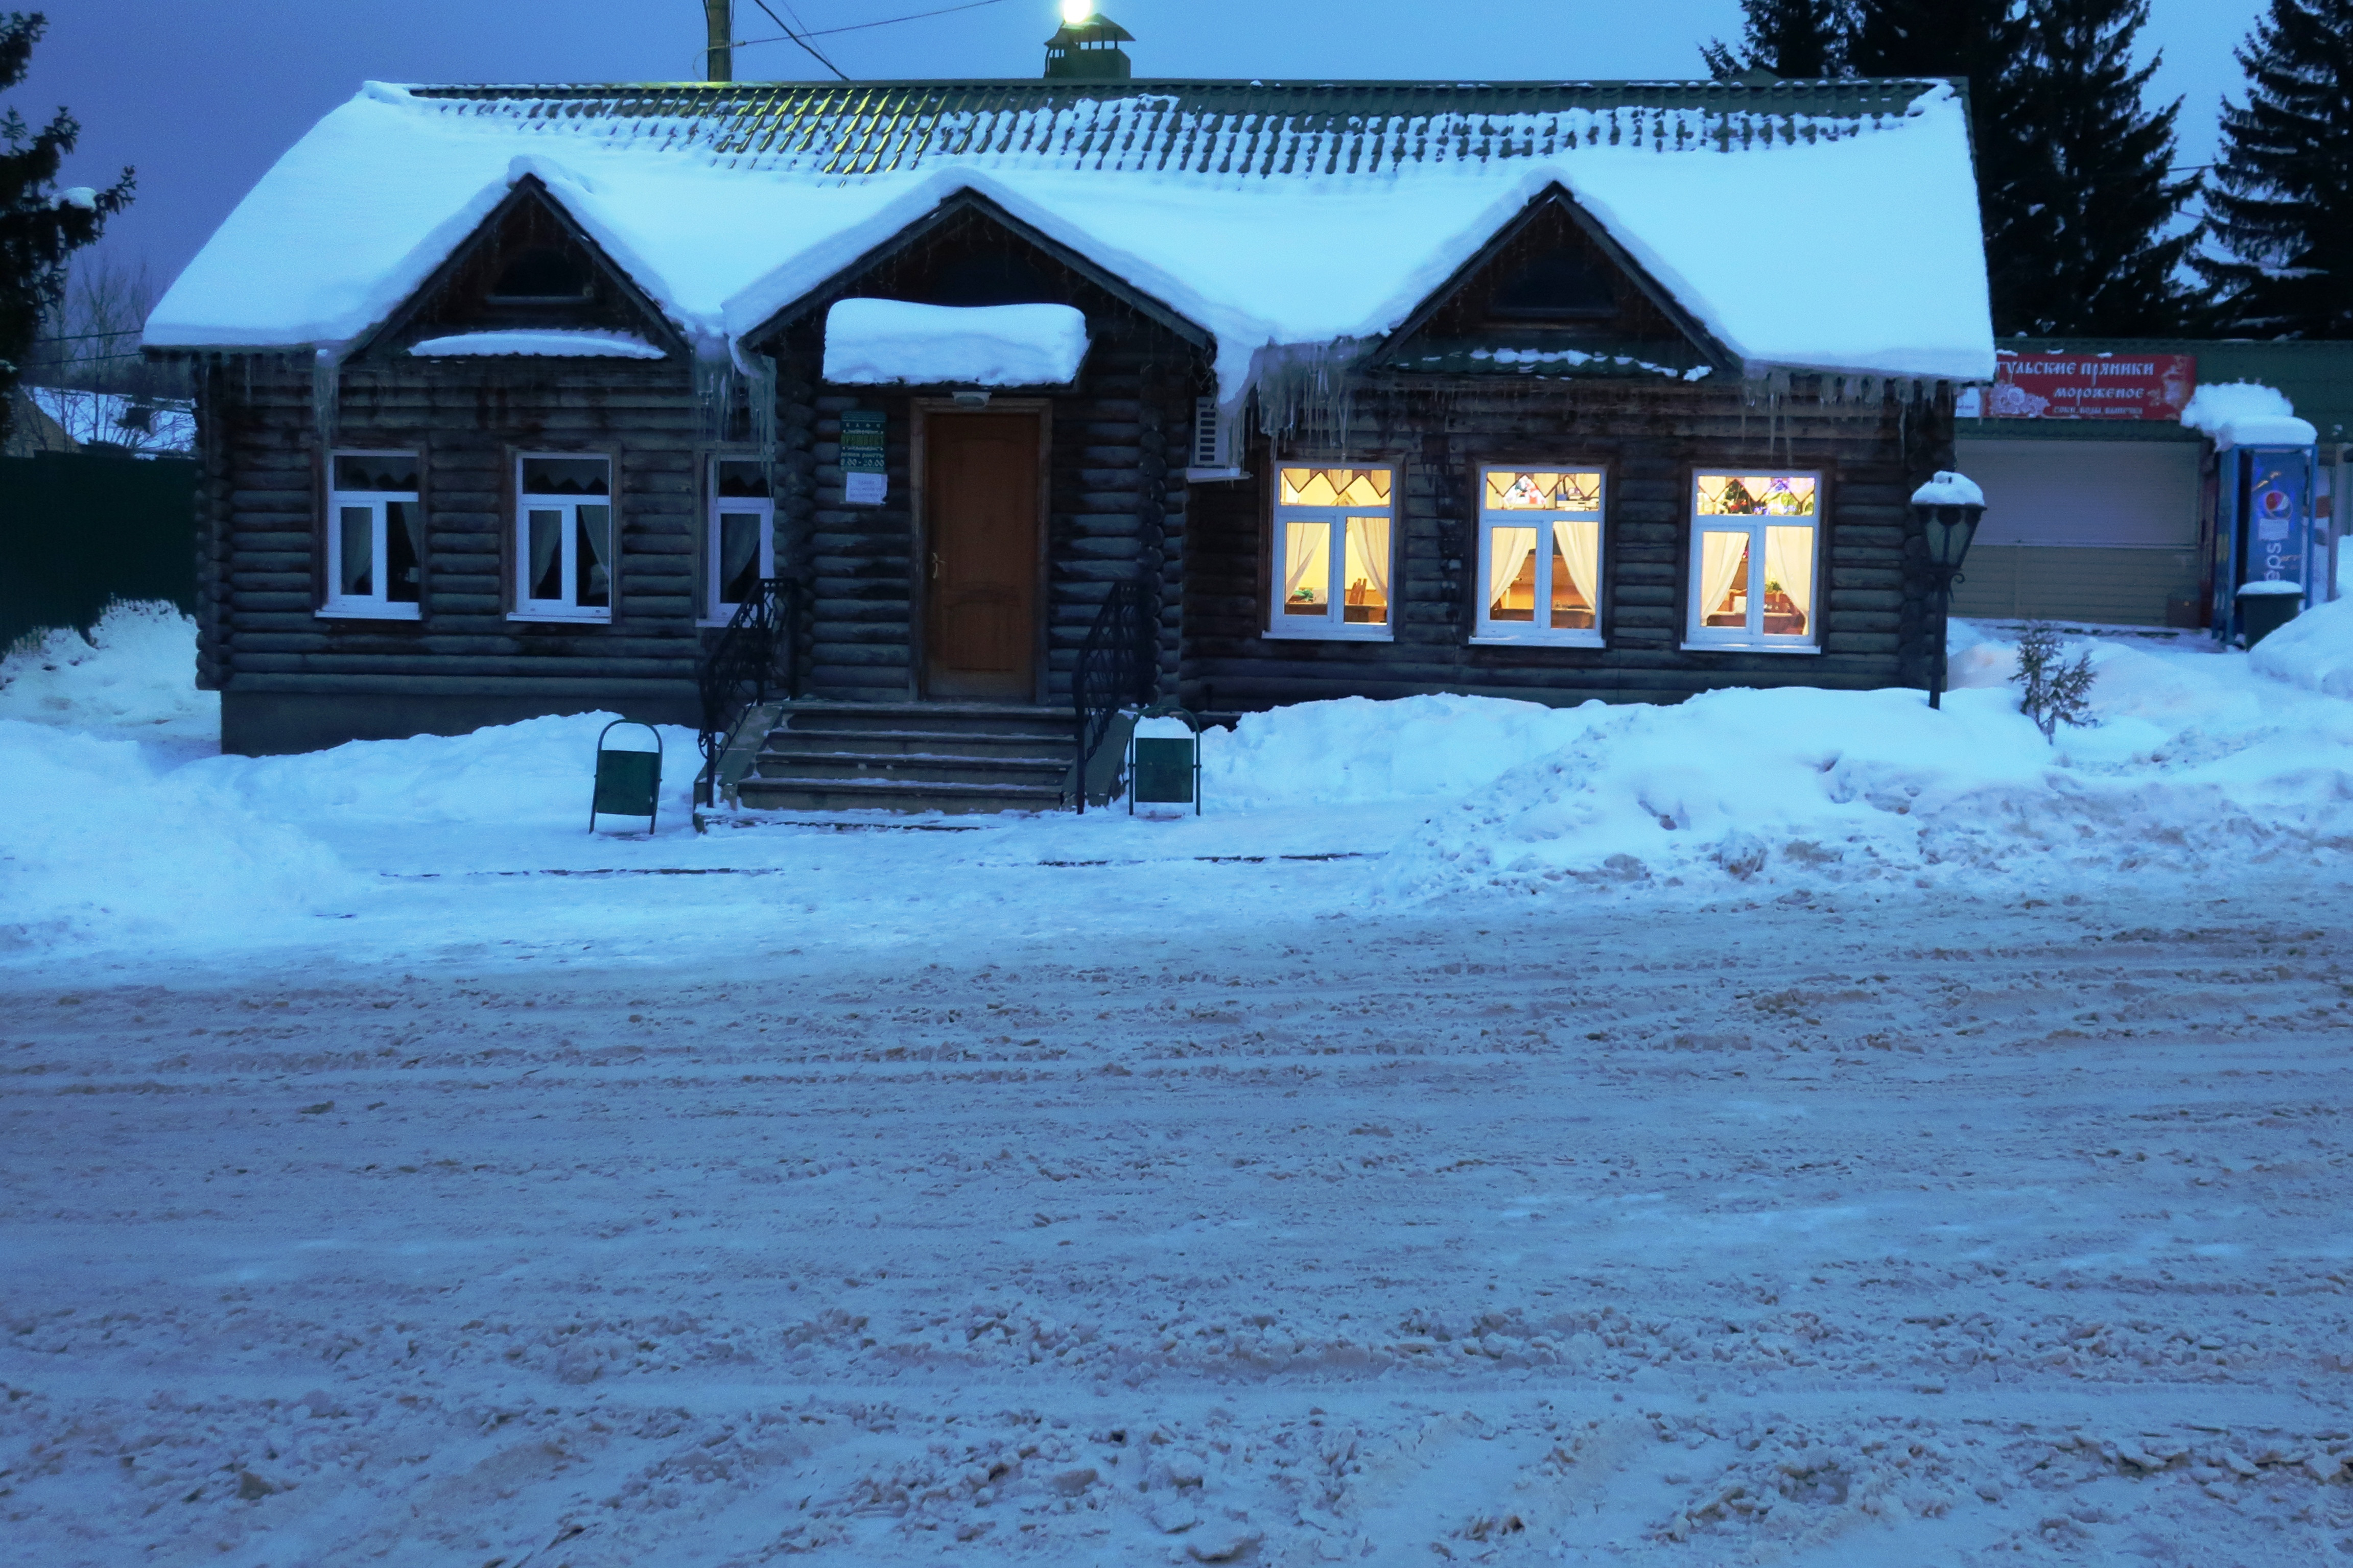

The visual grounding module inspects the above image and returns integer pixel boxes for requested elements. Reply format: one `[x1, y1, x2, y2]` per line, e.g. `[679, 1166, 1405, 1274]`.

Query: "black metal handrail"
[696, 575, 800, 807]
[1072, 578, 1153, 813]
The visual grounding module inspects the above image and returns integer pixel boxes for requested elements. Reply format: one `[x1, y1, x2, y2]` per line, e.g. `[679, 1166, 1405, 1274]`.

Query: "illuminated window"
[1475, 468, 1604, 644]
[1270, 466, 1395, 639]
[514, 454, 613, 622]
[322, 452, 421, 620]
[708, 459, 773, 622]
[1687, 472, 1819, 649]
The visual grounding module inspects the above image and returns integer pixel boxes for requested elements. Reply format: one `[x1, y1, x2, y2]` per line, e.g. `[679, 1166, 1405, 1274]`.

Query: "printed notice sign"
[840, 410, 886, 506]
[1965, 350, 2196, 420]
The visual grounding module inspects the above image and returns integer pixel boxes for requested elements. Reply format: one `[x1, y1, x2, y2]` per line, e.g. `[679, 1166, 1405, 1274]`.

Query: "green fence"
[0, 452, 199, 649]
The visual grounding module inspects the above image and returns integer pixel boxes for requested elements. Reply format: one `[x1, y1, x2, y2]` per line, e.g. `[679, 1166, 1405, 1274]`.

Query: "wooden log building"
[148, 27, 1995, 808]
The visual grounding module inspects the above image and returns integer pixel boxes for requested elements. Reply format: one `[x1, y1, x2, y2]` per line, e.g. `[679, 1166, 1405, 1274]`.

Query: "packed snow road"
[6, 878, 2351, 1567]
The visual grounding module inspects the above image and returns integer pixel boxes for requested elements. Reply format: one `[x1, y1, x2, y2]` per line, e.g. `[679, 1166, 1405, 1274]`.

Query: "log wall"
[196, 353, 716, 752]
[191, 348, 1950, 754]
[1182, 377, 1954, 711]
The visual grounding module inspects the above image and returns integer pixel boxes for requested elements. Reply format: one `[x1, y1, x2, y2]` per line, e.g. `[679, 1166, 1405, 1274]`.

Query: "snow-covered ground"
[5, 605, 2353, 1566]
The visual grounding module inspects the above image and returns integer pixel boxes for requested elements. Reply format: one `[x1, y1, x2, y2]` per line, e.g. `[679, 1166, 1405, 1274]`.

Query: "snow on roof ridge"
[409, 328, 667, 359]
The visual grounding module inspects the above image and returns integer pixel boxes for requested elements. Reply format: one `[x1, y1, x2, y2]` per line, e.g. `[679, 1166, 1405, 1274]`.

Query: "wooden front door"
[924, 412, 1040, 701]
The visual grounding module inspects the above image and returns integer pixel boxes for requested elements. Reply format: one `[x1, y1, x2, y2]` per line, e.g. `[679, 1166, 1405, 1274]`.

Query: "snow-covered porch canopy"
[147, 76, 1997, 403]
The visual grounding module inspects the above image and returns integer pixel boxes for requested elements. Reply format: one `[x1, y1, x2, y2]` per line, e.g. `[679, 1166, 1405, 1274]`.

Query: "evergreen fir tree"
[2198, 0, 2353, 336]
[1845, 0, 2043, 335]
[2003, 0, 2203, 334]
[2, 12, 131, 444]
[1701, 0, 1852, 80]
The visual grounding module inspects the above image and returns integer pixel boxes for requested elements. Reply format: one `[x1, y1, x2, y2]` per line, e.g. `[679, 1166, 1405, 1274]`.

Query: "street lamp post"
[1911, 470, 1986, 711]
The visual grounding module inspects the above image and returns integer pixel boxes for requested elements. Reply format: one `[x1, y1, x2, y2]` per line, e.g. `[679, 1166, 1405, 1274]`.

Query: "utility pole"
[704, 0, 732, 82]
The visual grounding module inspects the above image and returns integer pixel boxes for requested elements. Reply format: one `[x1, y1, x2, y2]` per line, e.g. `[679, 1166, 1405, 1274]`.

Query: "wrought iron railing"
[696, 576, 800, 807]
[1072, 578, 1154, 813]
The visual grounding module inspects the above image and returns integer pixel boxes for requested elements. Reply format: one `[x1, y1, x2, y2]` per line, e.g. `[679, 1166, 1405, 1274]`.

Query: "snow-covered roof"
[147, 77, 1995, 405]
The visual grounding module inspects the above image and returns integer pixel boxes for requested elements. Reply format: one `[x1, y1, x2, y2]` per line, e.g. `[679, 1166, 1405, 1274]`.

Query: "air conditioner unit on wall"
[1185, 396, 1247, 483]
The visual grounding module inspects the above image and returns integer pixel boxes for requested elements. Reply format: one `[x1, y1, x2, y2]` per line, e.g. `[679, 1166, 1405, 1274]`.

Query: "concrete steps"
[734, 701, 1076, 815]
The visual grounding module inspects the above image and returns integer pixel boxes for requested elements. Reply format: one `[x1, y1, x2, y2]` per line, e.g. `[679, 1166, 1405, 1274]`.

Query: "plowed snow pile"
[1373, 624, 2353, 901]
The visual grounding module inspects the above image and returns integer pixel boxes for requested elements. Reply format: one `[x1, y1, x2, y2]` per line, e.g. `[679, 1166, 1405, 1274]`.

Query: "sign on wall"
[2247, 448, 2310, 586]
[1959, 350, 2197, 421]
[840, 410, 887, 506]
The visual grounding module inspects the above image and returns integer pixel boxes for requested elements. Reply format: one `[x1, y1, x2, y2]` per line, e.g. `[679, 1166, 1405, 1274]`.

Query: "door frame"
[909, 398, 1054, 703]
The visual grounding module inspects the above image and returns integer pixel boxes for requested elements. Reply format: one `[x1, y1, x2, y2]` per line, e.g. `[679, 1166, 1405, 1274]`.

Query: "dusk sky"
[32, 0, 2269, 297]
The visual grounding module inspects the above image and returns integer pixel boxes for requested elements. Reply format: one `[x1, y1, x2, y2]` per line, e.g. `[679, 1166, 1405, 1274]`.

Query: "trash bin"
[2235, 580, 2303, 648]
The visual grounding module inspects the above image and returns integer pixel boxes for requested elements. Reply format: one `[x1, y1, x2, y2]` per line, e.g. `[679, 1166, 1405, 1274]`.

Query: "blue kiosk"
[2198, 396, 2322, 647]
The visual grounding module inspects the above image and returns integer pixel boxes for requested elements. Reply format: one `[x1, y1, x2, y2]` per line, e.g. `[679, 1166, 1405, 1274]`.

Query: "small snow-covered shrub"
[2011, 624, 2097, 742]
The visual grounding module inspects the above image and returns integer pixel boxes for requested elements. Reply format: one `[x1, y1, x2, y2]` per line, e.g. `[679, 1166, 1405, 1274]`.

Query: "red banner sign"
[1979, 350, 2196, 420]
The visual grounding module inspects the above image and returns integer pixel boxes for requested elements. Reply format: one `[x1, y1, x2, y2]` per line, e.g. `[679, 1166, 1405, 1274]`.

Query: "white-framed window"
[1685, 471, 1821, 651]
[1474, 467, 1605, 645]
[707, 458, 774, 623]
[322, 452, 422, 619]
[1268, 465, 1395, 639]
[513, 454, 613, 622]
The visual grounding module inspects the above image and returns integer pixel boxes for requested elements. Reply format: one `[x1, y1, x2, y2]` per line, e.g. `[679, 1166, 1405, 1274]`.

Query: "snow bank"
[822, 299, 1088, 386]
[408, 329, 666, 358]
[1201, 693, 1610, 806]
[0, 601, 214, 739]
[2250, 593, 2353, 699]
[2181, 381, 2318, 449]
[206, 712, 699, 831]
[0, 722, 352, 951]
[1379, 630, 2353, 903]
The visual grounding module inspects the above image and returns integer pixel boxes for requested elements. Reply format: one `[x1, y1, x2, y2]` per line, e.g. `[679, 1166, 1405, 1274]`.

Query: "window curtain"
[1697, 530, 1750, 626]
[719, 511, 760, 605]
[388, 500, 422, 603]
[1283, 521, 1330, 610]
[1344, 516, 1390, 603]
[1487, 526, 1538, 618]
[578, 505, 613, 608]
[1763, 525, 1815, 627]
[1552, 518, 1600, 616]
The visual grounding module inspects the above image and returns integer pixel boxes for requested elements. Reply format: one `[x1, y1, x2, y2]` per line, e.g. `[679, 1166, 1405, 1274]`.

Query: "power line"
[746, 0, 849, 80]
[742, 0, 1011, 47]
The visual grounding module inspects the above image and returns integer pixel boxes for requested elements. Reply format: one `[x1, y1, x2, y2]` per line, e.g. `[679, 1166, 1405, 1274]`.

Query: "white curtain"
[1487, 526, 1538, 619]
[1552, 518, 1600, 620]
[1697, 530, 1751, 627]
[578, 505, 612, 607]
[1763, 525, 1815, 630]
[1283, 521, 1329, 612]
[1344, 516, 1390, 606]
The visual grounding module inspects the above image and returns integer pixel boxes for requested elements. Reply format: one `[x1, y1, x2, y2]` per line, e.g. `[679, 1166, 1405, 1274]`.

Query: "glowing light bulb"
[1061, 0, 1093, 22]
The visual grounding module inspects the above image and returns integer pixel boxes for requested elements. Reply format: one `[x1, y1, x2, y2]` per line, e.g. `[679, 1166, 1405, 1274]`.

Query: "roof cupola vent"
[1044, 3, 1132, 80]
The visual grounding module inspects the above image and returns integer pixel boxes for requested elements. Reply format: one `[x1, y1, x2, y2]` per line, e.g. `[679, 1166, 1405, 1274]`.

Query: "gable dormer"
[348, 177, 687, 362]
[740, 189, 1210, 363]
[1377, 187, 1732, 381]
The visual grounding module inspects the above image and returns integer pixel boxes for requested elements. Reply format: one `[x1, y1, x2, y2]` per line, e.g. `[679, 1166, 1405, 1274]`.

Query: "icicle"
[311, 348, 340, 454]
